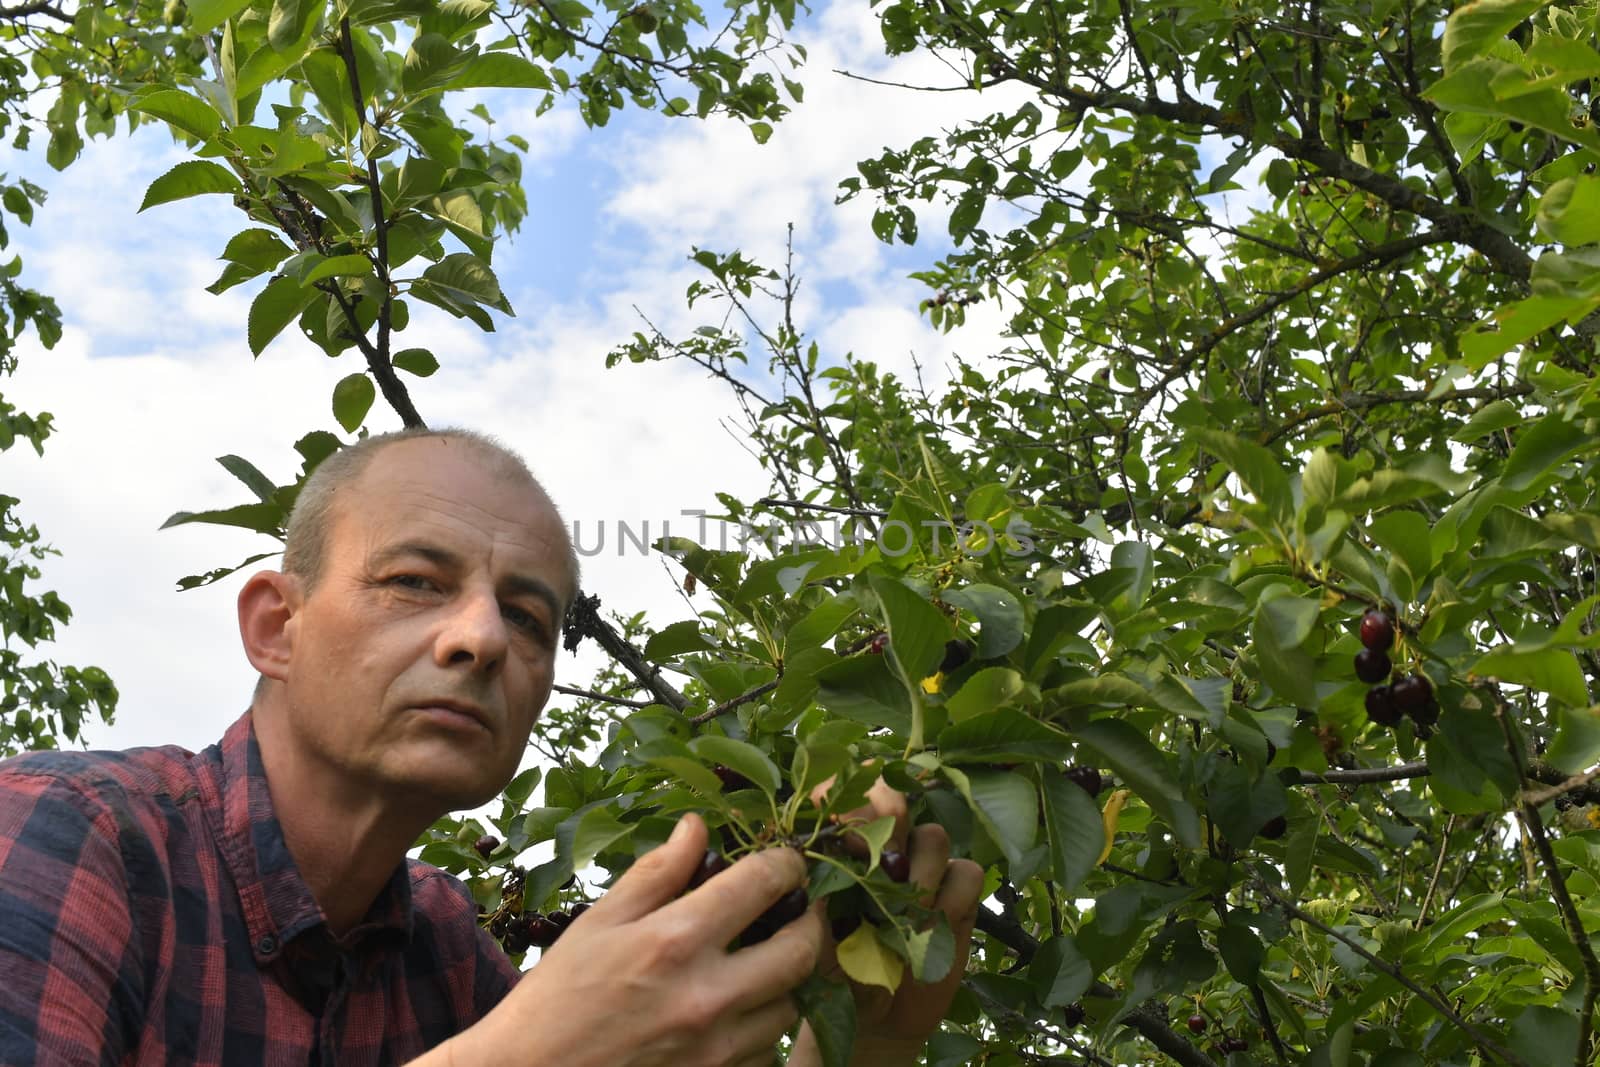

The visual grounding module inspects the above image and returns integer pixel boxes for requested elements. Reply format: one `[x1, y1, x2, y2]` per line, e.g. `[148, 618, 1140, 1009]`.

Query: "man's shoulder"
[405, 858, 482, 924]
[0, 744, 200, 821]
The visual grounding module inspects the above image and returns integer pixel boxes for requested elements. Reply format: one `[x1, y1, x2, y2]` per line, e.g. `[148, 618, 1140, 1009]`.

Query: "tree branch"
[1143, 231, 1448, 401]
[1496, 705, 1600, 1067]
[973, 908, 1218, 1067]
[551, 684, 656, 709]
[563, 593, 688, 711]
[337, 16, 419, 429]
[689, 678, 780, 725]
[0, 0, 69, 22]
[1255, 881, 1529, 1067]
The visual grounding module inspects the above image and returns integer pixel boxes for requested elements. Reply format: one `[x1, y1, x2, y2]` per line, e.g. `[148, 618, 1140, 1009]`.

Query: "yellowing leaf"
[1097, 788, 1130, 865]
[921, 672, 944, 694]
[836, 923, 904, 993]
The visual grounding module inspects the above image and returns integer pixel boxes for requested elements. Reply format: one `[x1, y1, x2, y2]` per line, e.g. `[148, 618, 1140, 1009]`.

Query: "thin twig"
[551, 684, 656, 709]
[689, 678, 780, 725]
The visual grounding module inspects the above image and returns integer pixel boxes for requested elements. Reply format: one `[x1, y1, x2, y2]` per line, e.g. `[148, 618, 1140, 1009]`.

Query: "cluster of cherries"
[1186, 1014, 1250, 1053]
[689, 838, 914, 947]
[491, 903, 589, 954]
[1354, 610, 1438, 731]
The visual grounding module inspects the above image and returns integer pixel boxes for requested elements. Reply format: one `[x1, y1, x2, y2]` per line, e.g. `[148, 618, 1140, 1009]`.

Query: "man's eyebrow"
[372, 541, 562, 624]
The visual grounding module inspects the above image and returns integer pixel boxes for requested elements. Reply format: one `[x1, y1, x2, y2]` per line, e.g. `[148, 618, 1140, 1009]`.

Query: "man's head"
[238, 428, 577, 811]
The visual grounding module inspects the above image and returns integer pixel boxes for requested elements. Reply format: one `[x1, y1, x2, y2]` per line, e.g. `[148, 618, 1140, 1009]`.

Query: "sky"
[0, 0, 1030, 760]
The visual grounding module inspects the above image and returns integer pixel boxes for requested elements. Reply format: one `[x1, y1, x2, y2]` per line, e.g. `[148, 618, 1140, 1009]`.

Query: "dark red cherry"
[880, 849, 911, 883]
[1359, 610, 1395, 651]
[1354, 648, 1391, 684]
[1365, 685, 1402, 726]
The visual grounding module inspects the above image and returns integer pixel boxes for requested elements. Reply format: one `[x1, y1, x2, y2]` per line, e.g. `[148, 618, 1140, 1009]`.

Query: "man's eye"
[504, 606, 544, 635]
[391, 574, 435, 590]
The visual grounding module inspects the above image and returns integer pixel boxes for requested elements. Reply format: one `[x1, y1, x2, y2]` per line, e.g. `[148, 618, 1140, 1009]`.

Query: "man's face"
[279, 438, 570, 810]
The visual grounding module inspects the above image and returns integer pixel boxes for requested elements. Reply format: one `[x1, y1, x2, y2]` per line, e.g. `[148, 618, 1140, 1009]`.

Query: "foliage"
[0, 0, 202, 754]
[17, 0, 1600, 1063]
[441, 0, 1600, 1064]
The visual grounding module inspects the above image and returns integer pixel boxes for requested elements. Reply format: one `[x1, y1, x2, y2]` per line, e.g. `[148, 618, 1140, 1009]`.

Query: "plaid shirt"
[0, 711, 520, 1065]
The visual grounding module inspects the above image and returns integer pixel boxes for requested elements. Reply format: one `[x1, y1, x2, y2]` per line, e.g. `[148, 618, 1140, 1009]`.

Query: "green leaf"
[1472, 645, 1590, 706]
[943, 765, 1038, 867]
[1418, 893, 1506, 964]
[869, 573, 950, 685]
[1507, 1005, 1580, 1065]
[1028, 932, 1092, 1008]
[688, 735, 781, 796]
[448, 52, 552, 89]
[1074, 718, 1201, 848]
[943, 667, 1025, 723]
[1193, 428, 1291, 523]
[131, 90, 223, 140]
[836, 923, 903, 992]
[1041, 769, 1104, 895]
[1460, 293, 1600, 368]
[1547, 704, 1600, 774]
[794, 976, 856, 1067]
[402, 33, 472, 95]
[571, 806, 631, 867]
[939, 583, 1024, 658]
[216, 455, 277, 503]
[420, 253, 512, 314]
[221, 229, 294, 270]
[1502, 409, 1589, 491]
[643, 619, 716, 660]
[160, 502, 284, 535]
[1451, 399, 1525, 442]
[1440, 0, 1546, 71]
[300, 254, 373, 285]
[1218, 916, 1264, 983]
[1205, 761, 1287, 849]
[938, 707, 1073, 764]
[331, 373, 375, 433]
[1536, 175, 1600, 246]
[248, 275, 316, 357]
[949, 188, 984, 243]
[391, 347, 439, 377]
[190, 0, 255, 33]
[268, 0, 321, 51]
[138, 161, 241, 212]
[1252, 589, 1320, 707]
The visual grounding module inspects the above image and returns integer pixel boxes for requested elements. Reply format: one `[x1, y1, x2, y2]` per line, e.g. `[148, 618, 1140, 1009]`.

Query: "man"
[0, 428, 982, 1065]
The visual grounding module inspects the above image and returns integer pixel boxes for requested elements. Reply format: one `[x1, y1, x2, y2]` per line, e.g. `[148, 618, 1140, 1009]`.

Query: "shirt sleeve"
[0, 768, 142, 1066]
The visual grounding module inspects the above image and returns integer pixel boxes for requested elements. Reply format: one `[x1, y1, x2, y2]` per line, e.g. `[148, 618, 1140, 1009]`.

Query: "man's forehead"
[334, 439, 570, 584]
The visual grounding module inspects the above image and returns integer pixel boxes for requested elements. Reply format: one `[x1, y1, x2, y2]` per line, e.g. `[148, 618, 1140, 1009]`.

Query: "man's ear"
[238, 570, 302, 683]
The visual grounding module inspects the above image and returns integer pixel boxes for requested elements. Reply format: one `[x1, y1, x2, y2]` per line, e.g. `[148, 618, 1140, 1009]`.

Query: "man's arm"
[0, 769, 139, 1066]
[411, 812, 821, 1067]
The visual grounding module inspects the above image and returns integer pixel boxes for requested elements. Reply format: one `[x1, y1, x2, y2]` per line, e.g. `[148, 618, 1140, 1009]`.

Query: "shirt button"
[256, 935, 278, 954]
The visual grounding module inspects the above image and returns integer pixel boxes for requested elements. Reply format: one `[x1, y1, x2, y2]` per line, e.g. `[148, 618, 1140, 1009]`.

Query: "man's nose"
[437, 585, 508, 672]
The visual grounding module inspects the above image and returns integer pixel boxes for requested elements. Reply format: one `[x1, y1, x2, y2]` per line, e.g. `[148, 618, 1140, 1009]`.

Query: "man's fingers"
[866, 776, 910, 856]
[936, 858, 985, 953]
[720, 907, 824, 1011]
[906, 824, 951, 906]
[584, 812, 707, 924]
[720, 995, 802, 1067]
[663, 844, 808, 944]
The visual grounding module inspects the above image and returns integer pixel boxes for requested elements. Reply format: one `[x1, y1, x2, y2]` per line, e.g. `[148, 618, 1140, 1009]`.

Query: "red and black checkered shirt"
[0, 710, 520, 1065]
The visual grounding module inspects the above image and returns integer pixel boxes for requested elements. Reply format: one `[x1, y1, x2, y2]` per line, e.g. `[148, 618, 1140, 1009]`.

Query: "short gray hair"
[282, 426, 581, 602]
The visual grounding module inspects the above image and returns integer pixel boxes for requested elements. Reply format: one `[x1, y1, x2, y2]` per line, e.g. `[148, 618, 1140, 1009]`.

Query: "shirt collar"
[196, 710, 416, 966]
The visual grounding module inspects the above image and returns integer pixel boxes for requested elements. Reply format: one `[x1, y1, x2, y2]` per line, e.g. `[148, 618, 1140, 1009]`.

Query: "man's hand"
[790, 777, 985, 1067]
[437, 813, 822, 1067]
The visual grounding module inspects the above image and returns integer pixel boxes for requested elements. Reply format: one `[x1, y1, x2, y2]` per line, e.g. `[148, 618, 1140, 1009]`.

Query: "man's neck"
[251, 704, 442, 937]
